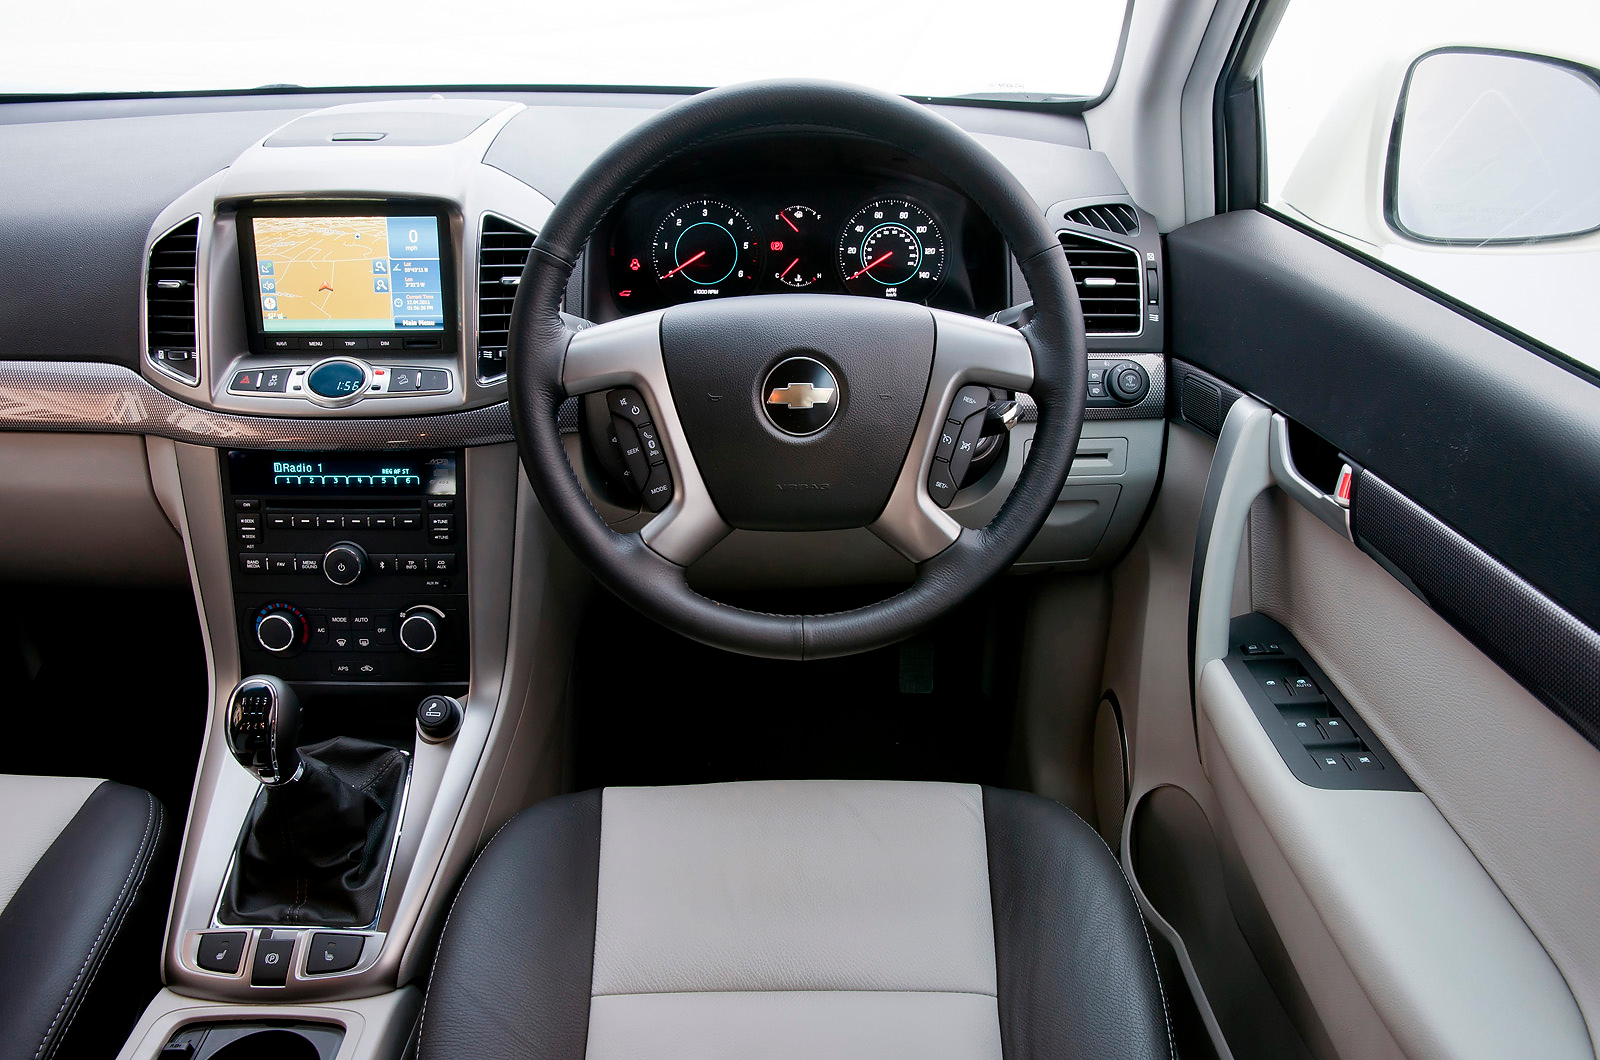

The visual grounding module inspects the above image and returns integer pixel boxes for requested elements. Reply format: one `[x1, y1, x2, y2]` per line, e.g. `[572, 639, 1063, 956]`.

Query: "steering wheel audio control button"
[612, 416, 653, 485]
[928, 460, 959, 508]
[642, 464, 673, 512]
[611, 389, 652, 427]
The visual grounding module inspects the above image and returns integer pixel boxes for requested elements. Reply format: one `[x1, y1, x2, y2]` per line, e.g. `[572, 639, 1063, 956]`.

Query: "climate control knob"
[323, 541, 368, 586]
[254, 605, 307, 654]
[398, 605, 444, 653]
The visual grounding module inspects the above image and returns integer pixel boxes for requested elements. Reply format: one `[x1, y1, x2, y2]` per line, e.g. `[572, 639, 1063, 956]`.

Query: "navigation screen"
[251, 215, 445, 333]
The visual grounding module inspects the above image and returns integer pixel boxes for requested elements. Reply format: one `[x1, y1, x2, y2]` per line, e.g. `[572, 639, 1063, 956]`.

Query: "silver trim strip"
[1053, 228, 1145, 339]
[0, 361, 514, 449]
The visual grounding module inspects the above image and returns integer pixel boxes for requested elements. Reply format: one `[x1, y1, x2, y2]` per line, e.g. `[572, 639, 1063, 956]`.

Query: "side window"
[1260, 4, 1600, 370]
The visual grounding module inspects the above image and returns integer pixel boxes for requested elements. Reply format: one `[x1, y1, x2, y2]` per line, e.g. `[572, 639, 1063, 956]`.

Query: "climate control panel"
[224, 449, 468, 685]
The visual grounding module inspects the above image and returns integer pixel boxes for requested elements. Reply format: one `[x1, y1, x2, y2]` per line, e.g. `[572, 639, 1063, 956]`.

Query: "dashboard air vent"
[477, 215, 536, 382]
[146, 218, 200, 384]
[1057, 232, 1143, 336]
[1064, 203, 1140, 236]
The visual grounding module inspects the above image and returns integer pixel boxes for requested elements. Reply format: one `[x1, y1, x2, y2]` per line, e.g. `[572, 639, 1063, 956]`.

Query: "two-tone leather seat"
[420, 780, 1171, 1060]
[0, 775, 168, 1060]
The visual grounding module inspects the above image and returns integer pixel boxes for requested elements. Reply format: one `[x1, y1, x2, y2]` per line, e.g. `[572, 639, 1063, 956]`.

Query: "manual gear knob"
[225, 675, 303, 786]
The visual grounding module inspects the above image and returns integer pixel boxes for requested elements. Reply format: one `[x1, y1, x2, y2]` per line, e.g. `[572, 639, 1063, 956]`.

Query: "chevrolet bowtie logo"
[766, 382, 837, 410]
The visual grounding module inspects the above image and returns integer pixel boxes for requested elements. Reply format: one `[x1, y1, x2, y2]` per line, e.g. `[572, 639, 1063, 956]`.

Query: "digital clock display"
[227, 450, 457, 496]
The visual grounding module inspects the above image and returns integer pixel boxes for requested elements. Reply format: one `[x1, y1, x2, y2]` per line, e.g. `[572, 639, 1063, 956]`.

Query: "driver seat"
[419, 781, 1172, 1060]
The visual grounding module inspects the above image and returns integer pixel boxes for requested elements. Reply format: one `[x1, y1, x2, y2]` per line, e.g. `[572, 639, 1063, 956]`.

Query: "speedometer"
[651, 200, 759, 298]
[838, 199, 945, 300]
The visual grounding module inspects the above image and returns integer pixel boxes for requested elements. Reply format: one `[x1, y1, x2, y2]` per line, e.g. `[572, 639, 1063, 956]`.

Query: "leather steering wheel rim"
[509, 79, 1087, 660]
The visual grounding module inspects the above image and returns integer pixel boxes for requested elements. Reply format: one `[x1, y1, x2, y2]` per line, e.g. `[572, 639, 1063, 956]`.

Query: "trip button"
[196, 931, 248, 975]
[251, 936, 295, 987]
[306, 933, 364, 975]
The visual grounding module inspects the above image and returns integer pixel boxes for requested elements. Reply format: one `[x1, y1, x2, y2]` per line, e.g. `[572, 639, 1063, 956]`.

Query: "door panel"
[1170, 208, 1600, 1059]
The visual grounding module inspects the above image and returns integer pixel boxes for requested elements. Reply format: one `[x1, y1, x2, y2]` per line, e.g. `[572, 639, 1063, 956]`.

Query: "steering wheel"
[509, 80, 1087, 660]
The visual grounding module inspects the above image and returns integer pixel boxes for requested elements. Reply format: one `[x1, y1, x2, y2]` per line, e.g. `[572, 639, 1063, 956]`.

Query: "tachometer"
[838, 199, 945, 300]
[651, 200, 759, 297]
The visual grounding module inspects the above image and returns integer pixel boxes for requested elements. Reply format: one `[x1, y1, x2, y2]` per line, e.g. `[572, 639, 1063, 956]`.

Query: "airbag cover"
[661, 295, 934, 531]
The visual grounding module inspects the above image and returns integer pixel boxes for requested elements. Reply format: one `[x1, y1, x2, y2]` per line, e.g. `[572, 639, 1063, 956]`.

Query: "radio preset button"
[293, 515, 317, 529]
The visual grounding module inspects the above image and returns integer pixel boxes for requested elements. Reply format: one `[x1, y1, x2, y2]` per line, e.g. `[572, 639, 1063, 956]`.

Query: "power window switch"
[1288, 718, 1324, 744]
[1260, 676, 1298, 706]
[1311, 751, 1349, 772]
[1289, 675, 1327, 703]
[1344, 750, 1384, 771]
[1317, 716, 1354, 742]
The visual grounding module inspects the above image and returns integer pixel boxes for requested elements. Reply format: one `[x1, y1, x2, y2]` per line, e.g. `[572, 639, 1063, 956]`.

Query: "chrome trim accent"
[0, 361, 515, 449]
[867, 309, 1034, 562]
[562, 309, 731, 566]
[143, 213, 205, 388]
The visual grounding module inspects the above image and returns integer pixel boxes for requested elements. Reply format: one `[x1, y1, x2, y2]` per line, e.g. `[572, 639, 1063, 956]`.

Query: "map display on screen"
[252, 215, 444, 332]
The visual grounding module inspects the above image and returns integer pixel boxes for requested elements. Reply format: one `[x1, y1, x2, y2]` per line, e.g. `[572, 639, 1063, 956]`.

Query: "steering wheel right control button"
[604, 389, 674, 511]
[927, 385, 996, 507]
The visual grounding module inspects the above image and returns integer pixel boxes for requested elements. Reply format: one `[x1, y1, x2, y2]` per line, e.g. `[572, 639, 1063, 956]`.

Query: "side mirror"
[1388, 48, 1600, 244]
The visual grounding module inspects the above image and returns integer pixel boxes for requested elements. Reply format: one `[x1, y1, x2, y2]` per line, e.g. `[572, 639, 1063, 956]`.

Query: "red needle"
[780, 213, 800, 233]
[660, 249, 707, 280]
[848, 251, 893, 280]
[780, 258, 799, 279]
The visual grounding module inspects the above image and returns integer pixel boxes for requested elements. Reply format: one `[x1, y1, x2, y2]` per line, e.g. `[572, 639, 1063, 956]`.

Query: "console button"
[372, 515, 395, 530]
[927, 460, 958, 508]
[342, 514, 370, 530]
[327, 611, 351, 627]
[258, 368, 290, 393]
[251, 936, 295, 987]
[238, 554, 268, 575]
[267, 513, 292, 530]
[417, 369, 451, 393]
[237, 530, 260, 545]
[267, 554, 295, 574]
[370, 336, 398, 351]
[397, 514, 420, 531]
[399, 555, 426, 574]
[293, 515, 317, 529]
[235, 498, 262, 511]
[196, 931, 248, 975]
[302, 338, 330, 351]
[294, 554, 322, 575]
[389, 367, 421, 391]
[353, 659, 381, 678]
[306, 933, 364, 975]
[335, 338, 363, 351]
[307, 612, 331, 645]
[371, 614, 396, 645]
[426, 499, 454, 511]
[267, 337, 297, 351]
[425, 555, 456, 574]
[370, 554, 401, 575]
[350, 612, 373, 629]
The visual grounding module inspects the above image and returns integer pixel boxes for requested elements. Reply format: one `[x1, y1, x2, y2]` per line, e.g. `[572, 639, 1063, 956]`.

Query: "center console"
[224, 449, 468, 686]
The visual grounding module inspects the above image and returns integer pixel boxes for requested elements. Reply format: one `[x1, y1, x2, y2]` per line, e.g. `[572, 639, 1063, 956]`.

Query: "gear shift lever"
[225, 675, 303, 787]
[219, 676, 409, 927]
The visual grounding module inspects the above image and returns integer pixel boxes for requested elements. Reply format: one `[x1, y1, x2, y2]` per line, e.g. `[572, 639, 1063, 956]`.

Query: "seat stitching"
[415, 814, 518, 1058]
[1051, 798, 1175, 1060]
[33, 790, 159, 1060]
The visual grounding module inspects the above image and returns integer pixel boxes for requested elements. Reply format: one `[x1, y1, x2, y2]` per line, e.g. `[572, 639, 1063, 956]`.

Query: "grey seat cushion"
[419, 780, 1170, 1060]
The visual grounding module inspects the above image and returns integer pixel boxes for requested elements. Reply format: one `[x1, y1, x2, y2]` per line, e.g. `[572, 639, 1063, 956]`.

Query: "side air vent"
[477, 215, 536, 382]
[1064, 203, 1140, 236]
[146, 217, 200, 384]
[1058, 232, 1143, 336]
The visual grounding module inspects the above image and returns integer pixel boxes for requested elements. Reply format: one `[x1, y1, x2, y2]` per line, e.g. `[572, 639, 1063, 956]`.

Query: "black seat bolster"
[0, 781, 168, 1060]
[418, 788, 602, 1060]
[983, 787, 1174, 1060]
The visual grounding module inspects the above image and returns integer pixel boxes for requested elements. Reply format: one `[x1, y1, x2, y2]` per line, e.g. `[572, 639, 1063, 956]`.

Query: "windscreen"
[4, 0, 1128, 101]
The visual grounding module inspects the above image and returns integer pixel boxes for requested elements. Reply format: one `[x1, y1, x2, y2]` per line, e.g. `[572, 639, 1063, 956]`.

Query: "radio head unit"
[237, 201, 458, 357]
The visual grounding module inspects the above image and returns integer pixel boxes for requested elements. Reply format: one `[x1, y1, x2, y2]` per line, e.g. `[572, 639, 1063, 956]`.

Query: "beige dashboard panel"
[0, 433, 185, 585]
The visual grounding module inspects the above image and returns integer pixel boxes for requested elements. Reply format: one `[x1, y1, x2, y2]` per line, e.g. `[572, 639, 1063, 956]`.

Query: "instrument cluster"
[591, 135, 1009, 319]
